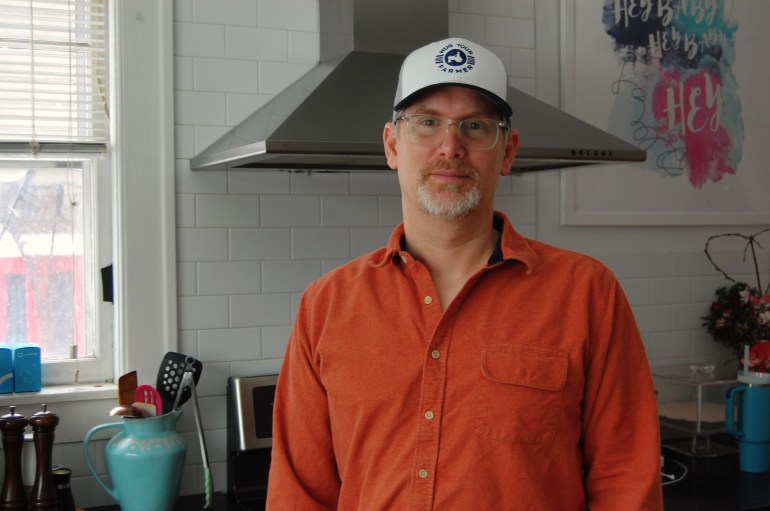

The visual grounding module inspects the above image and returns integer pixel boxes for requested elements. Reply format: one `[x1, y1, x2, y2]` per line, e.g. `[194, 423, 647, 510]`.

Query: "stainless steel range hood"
[190, 0, 645, 173]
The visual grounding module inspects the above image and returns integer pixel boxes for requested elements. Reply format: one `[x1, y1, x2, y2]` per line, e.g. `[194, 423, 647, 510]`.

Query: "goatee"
[417, 161, 481, 220]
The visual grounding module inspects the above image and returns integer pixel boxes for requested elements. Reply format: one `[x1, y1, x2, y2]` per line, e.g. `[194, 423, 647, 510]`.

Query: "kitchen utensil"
[132, 402, 157, 418]
[109, 405, 149, 418]
[175, 359, 213, 510]
[117, 371, 138, 406]
[84, 410, 187, 511]
[156, 352, 202, 415]
[134, 384, 163, 416]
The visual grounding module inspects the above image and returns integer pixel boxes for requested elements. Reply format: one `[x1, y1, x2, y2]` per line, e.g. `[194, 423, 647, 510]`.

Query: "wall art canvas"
[561, 0, 770, 225]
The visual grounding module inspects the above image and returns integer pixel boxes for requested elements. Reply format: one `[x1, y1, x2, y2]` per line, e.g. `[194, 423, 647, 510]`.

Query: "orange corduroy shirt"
[267, 212, 663, 511]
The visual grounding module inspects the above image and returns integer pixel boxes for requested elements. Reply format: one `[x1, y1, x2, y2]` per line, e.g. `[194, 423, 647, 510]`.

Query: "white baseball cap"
[393, 37, 512, 119]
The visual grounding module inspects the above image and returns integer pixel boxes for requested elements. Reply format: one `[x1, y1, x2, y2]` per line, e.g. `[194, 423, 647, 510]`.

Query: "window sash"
[0, 0, 109, 146]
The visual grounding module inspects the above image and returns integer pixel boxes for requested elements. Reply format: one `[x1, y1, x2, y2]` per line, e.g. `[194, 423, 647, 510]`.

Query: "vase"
[83, 410, 187, 511]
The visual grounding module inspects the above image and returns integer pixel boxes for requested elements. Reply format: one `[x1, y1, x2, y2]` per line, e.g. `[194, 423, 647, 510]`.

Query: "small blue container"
[0, 346, 13, 393]
[12, 344, 41, 392]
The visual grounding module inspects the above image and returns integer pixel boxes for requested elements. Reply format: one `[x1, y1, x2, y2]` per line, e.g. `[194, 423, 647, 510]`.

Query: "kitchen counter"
[85, 483, 770, 511]
[86, 492, 261, 511]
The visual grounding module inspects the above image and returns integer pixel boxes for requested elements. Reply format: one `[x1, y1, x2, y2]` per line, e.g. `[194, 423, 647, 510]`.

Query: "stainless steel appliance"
[226, 375, 278, 511]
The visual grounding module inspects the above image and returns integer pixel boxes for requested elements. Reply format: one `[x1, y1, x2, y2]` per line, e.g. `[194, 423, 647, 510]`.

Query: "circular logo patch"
[434, 43, 476, 74]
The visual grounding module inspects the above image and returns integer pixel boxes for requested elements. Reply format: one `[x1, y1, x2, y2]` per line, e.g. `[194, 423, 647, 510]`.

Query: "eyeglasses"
[394, 114, 510, 151]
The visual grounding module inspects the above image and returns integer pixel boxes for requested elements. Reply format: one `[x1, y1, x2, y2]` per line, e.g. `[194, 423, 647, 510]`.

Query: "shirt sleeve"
[266, 289, 341, 511]
[581, 272, 664, 511]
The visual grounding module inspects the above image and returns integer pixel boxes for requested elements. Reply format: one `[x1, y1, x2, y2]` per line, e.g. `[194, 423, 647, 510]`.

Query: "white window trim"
[0, 0, 176, 404]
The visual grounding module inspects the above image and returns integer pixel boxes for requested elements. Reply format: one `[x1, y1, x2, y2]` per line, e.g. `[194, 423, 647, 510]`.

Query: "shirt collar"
[371, 211, 538, 274]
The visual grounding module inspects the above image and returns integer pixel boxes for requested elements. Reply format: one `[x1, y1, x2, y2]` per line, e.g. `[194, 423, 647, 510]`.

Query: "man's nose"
[439, 122, 466, 157]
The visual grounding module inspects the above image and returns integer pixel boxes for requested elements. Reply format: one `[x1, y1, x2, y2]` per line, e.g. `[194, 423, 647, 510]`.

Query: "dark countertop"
[85, 484, 770, 511]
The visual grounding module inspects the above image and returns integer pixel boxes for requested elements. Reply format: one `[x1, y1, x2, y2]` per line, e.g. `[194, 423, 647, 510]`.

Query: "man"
[267, 37, 663, 510]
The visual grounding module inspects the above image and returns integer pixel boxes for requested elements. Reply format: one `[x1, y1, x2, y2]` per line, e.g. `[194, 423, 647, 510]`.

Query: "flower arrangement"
[701, 228, 770, 370]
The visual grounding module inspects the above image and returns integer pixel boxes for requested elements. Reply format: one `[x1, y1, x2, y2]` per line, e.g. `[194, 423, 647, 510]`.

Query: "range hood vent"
[190, 0, 645, 173]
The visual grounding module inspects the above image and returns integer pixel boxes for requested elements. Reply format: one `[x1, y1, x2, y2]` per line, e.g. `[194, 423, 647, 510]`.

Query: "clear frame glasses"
[394, 114, 510, 151]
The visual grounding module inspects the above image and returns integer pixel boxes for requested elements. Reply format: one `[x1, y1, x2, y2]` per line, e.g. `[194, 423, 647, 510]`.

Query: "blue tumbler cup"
[725, 381, 770, 473]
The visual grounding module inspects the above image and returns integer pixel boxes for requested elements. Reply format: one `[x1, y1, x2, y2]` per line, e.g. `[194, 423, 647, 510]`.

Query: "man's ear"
[499, 128, 519, 176]
[383, 121, 399, 170]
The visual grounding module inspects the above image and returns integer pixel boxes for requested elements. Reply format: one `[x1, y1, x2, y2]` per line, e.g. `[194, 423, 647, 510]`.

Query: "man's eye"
[464, 120, 485, 131]
[416, 116, 440, 127]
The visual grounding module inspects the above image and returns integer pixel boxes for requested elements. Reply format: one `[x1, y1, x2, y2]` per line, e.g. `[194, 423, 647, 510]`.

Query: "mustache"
[421, 160, 479, 180]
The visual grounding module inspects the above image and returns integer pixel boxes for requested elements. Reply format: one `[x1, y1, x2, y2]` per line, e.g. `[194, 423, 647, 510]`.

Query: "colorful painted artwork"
[601, 1, 743, 189]
[561, 0, 770, 225]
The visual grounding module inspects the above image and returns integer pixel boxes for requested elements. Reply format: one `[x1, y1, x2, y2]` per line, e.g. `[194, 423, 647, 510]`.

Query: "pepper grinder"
[0, 406, 28, 511]
[28, 404, 59, 511]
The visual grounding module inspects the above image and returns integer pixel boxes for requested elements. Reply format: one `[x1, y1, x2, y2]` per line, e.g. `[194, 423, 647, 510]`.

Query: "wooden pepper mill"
[28, 404, 59, 511]
[0, 406, 28, 511]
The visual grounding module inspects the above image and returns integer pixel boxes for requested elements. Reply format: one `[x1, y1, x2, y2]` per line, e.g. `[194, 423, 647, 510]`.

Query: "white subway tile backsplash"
[448, 13, 486, 43]
[226, 26, 288, 61]
[175, 56, 194, 90]
[351, 227, 394, 257]
[618, 278, 650, 306]
[198, 327, 262, 362]
[176, 159, 228, 194]
[226, 93, 272, 125]
[350, 172, 400, 195]
[174, 0, 193, 22]
[379, 196, 403, 226]
[230, 293, 292, 327]
[193, 0, 258, 26]
[261, 195, 320, 226]
[177, 227, 229, 262]
[650, 278, 692, 305]
[177, 262, 197, 296]
[175, 125, 196, 159]
[487, 16, 534, 48]
[178, 295, 229, 330]
[632, 304, 673, 333]
[175, 90, 227, 126]
[626, 252, 673, 278]
[292, 227, 351, 259]
[176, 193, 196, 227]
[261, 260, 321, 292]
[174, 22, 225, 58]
[322, 196, 379, 227]
[262, 325, 292, 359]
[510, 47, 535, 77]
[198, 261, 261, 295]
[196, 194, 260, 227]
[258, 0, 318, 31]
[289, 30, 321, 63]
[291, 172, 350, 195]
[195, 125, 232, 152]
[230, 228, 292, 260]
[195, 58, 258, 93]
[229, 169, 291, 194]
[459, 0, 510, 16]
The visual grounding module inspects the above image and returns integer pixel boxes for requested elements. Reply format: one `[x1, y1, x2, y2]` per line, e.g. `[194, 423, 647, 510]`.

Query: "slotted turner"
[156, 352, 202, 414]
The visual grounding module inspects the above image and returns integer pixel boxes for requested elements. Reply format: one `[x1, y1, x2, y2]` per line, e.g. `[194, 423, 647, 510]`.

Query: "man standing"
[267, 37, 663, 510]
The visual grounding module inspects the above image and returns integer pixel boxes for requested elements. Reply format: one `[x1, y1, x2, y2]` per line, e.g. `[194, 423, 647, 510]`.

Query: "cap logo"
[433, 43, 476, 74]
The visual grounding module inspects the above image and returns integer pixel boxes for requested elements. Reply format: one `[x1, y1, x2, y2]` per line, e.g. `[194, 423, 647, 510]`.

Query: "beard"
[416, 161, 482, 220]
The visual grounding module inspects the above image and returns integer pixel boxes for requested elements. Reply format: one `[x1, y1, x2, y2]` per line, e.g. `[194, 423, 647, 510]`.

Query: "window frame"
[0, 0, 176, 401]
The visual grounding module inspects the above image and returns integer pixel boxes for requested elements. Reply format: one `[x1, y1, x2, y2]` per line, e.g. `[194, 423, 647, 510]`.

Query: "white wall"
[134, 0, 759, 503]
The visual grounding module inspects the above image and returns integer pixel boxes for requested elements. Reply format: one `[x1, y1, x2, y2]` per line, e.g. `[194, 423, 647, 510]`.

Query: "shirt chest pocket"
[475, 343, 568, 443]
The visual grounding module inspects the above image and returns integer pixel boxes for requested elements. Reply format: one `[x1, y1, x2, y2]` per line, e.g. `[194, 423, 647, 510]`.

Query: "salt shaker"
[0, 406, 28, 511]
[28, 404, 59, 511]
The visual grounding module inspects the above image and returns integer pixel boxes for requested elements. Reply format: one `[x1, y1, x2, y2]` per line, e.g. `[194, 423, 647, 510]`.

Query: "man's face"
[383, 86, 519, 220]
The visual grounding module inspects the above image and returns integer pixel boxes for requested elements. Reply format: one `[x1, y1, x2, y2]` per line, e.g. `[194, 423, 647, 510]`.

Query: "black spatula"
[156, 351, 203, 414]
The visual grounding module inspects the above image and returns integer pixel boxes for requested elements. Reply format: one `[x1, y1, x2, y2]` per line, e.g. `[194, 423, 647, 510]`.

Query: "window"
[0, 0, 111, 384]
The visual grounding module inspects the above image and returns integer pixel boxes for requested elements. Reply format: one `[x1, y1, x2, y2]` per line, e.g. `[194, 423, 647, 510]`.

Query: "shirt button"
[431, 350, 441, 359]
[418, 469, 429, 479]
[424, 295, 433, 305]
[400, 255, 408, 264]
[424, 410, 435, 420]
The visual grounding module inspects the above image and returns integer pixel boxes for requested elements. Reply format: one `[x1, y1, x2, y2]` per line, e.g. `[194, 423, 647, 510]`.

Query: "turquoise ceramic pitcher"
[83, 410, 187, 511]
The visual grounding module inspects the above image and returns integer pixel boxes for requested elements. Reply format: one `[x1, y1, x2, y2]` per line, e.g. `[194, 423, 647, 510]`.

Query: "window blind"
[0, 0, 108, 151]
